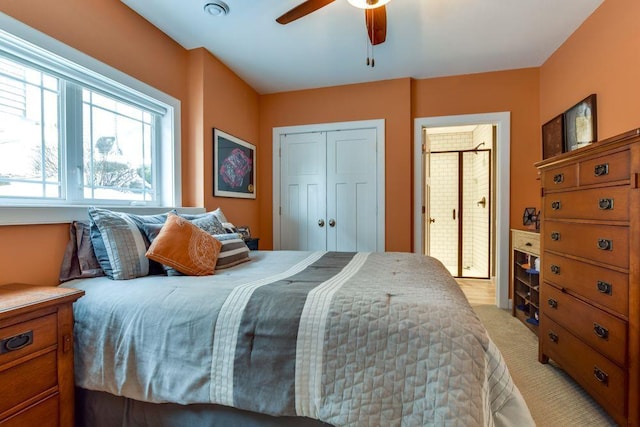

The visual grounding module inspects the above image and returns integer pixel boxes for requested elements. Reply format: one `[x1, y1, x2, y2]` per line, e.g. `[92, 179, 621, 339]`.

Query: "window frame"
[0, 12, 182, 225]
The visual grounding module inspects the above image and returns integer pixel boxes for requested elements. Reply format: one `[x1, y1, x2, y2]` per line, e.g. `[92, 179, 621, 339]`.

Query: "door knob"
[328, 219, 336, 227]
[429, 218, 436, 223]
[477, 196, 486, 208]
[318, 219, 325, 227]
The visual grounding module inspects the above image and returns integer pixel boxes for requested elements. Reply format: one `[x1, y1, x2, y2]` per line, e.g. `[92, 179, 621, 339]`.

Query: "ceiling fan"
[276, 0, 388, 46]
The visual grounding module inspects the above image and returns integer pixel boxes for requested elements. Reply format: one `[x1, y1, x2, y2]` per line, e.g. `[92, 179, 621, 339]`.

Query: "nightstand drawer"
[0, 393, 58, 427]
[542, 283, 627, 366]
[0, 351, 57, 415]
[542, 252, 628, 316]
[512, 230, 539, 255]
[540, 315, 626, 421]
[544, 186, 629, 221]
[544, 221, 628, 269]
[0, 314, 57, 366]
[579, 150, 630, 186]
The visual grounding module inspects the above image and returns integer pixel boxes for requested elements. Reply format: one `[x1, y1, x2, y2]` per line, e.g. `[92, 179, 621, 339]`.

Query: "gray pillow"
[88, 207, 173, 280]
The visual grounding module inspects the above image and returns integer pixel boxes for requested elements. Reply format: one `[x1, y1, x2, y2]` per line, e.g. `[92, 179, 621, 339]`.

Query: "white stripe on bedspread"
[210, 251, 326, 406]
[295, 252, 370, 418]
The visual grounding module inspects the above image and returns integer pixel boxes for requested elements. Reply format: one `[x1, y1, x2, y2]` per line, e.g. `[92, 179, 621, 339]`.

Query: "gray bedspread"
[66, 251, 534, 426]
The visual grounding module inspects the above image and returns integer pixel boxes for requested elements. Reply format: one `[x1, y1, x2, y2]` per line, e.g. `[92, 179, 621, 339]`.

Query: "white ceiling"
[120, 0, 604, 95]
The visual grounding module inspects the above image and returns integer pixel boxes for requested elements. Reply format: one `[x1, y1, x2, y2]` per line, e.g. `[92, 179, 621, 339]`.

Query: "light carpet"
[473, 304, 617, 427]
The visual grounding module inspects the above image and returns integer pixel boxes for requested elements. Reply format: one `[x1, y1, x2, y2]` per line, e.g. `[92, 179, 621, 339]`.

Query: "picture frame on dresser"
[541, 113, 564, 159]
[564, 94, 597, 152]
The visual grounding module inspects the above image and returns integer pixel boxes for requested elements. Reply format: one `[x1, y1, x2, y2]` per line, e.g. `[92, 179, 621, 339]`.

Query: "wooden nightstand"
[244, 237, 259, 251]
[0, 283, 84, 427]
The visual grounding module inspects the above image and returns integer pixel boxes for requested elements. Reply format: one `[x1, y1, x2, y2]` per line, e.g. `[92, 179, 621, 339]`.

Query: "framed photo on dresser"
[542, 114, 565, 159]
[564, 94, 597, 152]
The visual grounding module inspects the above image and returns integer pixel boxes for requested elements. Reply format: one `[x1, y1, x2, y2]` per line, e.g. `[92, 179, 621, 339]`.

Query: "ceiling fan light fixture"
[203, 1, 230, 16]
[347, 0, 391, 9]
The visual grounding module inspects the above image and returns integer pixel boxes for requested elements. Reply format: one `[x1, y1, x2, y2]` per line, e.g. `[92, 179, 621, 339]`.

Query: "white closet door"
[279, 132, 326, 251]
[326, 128, 378, 252]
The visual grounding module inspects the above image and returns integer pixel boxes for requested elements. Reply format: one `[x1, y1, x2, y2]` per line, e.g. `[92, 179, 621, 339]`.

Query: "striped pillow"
[88, 207, 172, 280]
[213, 233, 251, 270]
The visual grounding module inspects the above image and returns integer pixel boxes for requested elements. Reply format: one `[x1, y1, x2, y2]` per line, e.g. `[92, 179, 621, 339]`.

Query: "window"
[0, 20, 179, 211]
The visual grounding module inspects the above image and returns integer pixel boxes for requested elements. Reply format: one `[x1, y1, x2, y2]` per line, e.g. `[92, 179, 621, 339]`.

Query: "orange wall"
[199, 49, 261, 231]
[540, 0, 640, 138]
[0, 1, 260, 285]
[2, 0, 632, 285]
[412, 68, 541, 233]
[259, 78, 412, 251]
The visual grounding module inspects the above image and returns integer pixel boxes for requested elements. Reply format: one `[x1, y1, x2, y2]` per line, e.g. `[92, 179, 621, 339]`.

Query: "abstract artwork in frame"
[541, 114, 564, 159]
[564, 94, 597, 152]
[213, 129, 256, 199]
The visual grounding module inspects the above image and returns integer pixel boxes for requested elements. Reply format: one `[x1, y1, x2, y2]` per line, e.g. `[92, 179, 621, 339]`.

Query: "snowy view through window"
[0, 57, 155, 203]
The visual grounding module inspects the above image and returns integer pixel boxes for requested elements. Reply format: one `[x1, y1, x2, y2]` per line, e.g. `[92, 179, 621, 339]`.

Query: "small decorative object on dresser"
[511, 229, 540, 334]
[0, 283, 84, 426]
[535, 128, 640, 426]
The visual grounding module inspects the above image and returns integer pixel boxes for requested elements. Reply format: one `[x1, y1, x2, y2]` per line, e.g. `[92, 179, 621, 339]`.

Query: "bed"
[63, 248, 534, 426]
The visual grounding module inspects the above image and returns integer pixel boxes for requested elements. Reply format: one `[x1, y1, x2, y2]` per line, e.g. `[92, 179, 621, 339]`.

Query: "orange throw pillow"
[146, 213, 222, 276]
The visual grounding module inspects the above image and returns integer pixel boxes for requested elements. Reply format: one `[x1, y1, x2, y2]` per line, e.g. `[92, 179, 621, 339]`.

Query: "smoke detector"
[203, 1, 230, 16]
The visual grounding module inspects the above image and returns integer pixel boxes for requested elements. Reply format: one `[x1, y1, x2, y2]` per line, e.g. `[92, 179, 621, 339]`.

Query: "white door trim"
[273, 119, 386, 251]
[413, 112, 511, 309]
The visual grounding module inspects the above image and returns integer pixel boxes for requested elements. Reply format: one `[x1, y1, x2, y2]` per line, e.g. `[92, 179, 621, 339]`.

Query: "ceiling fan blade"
[276, 0, 336, 25]
[365, 5, 387, 45]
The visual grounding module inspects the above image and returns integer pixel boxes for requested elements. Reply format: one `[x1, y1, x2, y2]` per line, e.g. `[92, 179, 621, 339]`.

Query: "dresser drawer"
[543, 221, 629, 269]
[542, 252, 628, 316]
[542, 283, 627, 366]
[512, 230, 539, 255]
[540, 315, 626, 421]
[0, 351, 57, 415]
[579, 150, 630, 186]
[542, 164, 578, 189]
[0, 314, 57, 367]
[0, 393, 58, 427]
[544, 186, 629, 221]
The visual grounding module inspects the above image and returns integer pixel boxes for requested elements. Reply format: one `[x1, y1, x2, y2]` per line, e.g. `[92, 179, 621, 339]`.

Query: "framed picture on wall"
[213, 129, 256, 199]
[564, 94, 597, 152]
[541, 113, 564, 159]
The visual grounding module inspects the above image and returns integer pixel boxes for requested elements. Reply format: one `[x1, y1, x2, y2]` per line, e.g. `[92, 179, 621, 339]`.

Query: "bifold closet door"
[280, 131, 327, 251]
[326, 128, 377, 252]
[280, 128, 378, 252]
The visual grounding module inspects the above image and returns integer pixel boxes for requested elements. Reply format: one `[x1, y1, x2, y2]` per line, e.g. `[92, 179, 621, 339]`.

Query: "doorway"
[413, 112, 511, 309]
[426, 126, 492, 278]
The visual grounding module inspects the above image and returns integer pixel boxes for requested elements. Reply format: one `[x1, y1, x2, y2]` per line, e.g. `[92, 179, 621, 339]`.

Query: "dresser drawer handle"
[553, 173, 564, 184]
[594, 163, 609, 177]
[594, 366, 609, 385]
[550, 232, 560, 241]
[598, 198, 614, 210]
[596, 281, 612, 295]
[597, 239, 613, 251]
[0, 330, 33, 354]
[548, 331, 559, 343]
[593, 323, 609, 340]
[550, 264, 560, 275]
[547, 298, 558, 309]
[551, 201, 561, 210]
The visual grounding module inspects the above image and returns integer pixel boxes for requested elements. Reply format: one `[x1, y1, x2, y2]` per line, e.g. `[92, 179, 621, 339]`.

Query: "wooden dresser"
[535, 129, 640, 426]
[0, 283, 84, 427]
